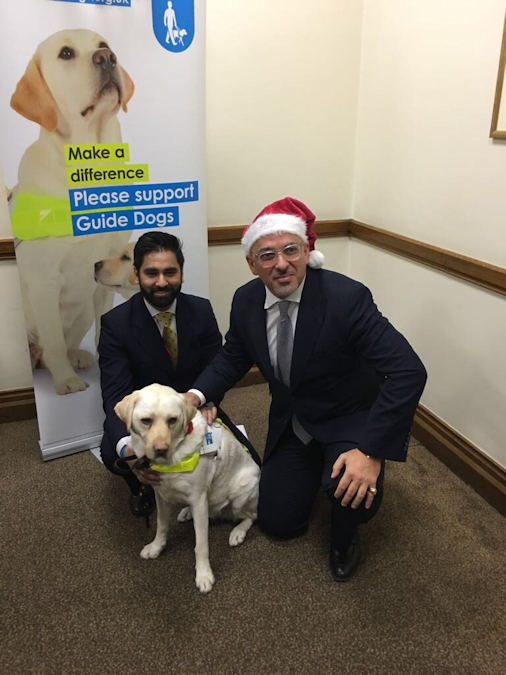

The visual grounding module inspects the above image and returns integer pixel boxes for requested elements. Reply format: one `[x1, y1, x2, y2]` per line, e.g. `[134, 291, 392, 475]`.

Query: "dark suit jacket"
[193, 268, 427, 462]
[98, 291, 222, 461]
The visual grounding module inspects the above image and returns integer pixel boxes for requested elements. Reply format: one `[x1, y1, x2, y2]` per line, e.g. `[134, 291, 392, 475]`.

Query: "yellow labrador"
[10, 29, 134, 394]
[115, 384, 260, 594]
[94, 242, 138, 301]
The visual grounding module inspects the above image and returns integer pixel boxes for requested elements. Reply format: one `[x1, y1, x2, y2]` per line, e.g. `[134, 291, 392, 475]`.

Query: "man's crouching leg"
[258, 426, 322, 539]
[322, 442, 385, 581]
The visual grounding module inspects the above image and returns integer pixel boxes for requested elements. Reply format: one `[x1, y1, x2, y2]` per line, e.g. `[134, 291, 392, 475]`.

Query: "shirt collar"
[144, 297, 177, 318]
[264, 276, 306, 310]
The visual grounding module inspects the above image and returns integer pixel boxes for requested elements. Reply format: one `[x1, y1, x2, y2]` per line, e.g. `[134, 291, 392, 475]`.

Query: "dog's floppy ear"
[10, 57, 58, 131]
[120, 67, 134, 112]
[114, 390, 139, 428]
[182, 394, 197, 429]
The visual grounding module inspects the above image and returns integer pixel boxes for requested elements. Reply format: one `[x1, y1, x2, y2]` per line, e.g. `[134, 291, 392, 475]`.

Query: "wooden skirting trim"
[1, 220, 504, 294]
[1, 378, 504, 514]
[413, 404, 506, 515]
[207, 219, 350, 246]
[241, 370, 506, 514]
[238, 368, 506, 514]
[206, 221, 505, 295]
[349, 220, 505, 296]
[0, 238, 15, 261]
[0, 387, 36, 423]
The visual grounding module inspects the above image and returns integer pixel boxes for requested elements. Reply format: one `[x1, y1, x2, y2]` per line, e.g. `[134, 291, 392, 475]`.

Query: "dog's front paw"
[195, 565, 215, 593]
[140, 540, 165, 559]
[229, 524, 247, 547]
[54, 375, 89, 395]
[177, 506, 193, 522]
[68, 349, 95, 369]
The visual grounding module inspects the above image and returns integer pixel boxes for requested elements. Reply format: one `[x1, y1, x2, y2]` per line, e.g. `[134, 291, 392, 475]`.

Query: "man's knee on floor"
[257, 505, 308, 539]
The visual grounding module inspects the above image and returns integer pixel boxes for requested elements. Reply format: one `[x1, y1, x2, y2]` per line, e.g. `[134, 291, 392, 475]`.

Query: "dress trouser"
[258, 422, 385, 551]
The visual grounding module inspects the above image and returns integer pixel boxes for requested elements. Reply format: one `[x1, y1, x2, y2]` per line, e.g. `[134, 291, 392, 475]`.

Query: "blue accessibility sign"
[151, 0, 195, 52]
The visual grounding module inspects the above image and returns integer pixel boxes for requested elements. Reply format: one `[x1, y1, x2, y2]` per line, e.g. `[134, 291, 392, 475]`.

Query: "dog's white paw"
[140, 540, 165, 559]
[195, 566, 215, 593]
[54, 374, 89, 395]
[229, 524, 247, 547]
[177, 506, 193, 522]
[68, 348, 95, 369]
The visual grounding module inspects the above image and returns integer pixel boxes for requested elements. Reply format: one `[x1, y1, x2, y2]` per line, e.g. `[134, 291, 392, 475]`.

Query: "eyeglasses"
[252, 243, 304, 268]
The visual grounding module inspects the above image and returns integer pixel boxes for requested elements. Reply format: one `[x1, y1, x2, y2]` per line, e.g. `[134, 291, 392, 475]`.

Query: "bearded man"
[98, 231, 259, 517]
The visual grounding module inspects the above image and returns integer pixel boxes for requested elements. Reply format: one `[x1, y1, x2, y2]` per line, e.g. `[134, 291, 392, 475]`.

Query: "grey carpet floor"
[1, 383, 505, 674]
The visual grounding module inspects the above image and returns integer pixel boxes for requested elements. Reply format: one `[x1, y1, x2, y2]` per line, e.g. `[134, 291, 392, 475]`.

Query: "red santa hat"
[241, 196, 325, 269]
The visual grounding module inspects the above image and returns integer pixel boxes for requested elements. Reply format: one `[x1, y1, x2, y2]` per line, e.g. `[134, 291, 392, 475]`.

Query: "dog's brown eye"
[140, 417, 152, 426]
[167, 417, 177, 426]
[120, 254, 131, 261]
[58, 46, 75, 60]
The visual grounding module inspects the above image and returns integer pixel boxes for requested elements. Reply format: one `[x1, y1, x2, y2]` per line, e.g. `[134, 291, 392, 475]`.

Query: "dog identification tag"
[200, 423, 223, 455]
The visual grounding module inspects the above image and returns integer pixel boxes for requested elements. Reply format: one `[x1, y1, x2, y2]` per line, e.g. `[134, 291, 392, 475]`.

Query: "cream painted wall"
[0, 262, 32, 390]
[1, 0, 363, 390]
[1, 1, 504, 471]
[206, 0, 363, 225]
[0, 168, 33, 389]
[353, 0, 506, 266]
[209, 238, 351, 335]
[349, 242, 506, 467]
[351, 0, 506, 466]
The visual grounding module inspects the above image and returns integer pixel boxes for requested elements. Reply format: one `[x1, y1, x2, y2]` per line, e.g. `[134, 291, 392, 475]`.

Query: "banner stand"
[1, 0, 207, 460]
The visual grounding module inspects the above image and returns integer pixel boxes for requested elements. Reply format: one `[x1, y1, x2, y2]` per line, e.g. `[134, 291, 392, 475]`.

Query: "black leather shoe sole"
[329, 535, 362, 582]
[129, 486, 155, 517]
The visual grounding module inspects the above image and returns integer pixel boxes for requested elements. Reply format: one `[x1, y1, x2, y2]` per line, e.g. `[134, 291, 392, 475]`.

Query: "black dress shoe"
[329, 534, 362, 582]
[129, 485, 155, 517]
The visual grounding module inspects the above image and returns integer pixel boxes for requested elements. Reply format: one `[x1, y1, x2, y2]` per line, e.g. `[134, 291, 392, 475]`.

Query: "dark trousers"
[258, 423, 384, 551]
[99, 406, 261, 495]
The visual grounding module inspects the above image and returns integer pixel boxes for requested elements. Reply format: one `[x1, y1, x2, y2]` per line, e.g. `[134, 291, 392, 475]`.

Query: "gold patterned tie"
[157, 312, 178, 367]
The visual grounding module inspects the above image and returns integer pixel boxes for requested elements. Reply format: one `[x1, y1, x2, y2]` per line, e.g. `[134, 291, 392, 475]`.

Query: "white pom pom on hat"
[241, 196, 324, 269]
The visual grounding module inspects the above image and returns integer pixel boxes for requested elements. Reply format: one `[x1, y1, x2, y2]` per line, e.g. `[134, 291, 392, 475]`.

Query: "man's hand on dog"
[331, 449, 381, 510]
[125, 452, 161, 486]
[184, 392, 217, 425]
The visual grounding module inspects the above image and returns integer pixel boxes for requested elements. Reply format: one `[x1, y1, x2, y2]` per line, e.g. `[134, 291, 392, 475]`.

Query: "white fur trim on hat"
[241, 214, 308, 254]
[308, 250, 325, 269]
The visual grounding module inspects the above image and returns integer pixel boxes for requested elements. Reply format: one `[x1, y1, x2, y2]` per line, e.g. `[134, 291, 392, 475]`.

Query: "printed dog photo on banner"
[1, 1, 207, 459]
[9, 29, 134, 396]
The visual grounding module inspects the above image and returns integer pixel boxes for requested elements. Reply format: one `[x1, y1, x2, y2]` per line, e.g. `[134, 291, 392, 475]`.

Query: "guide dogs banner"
[0, 0, 207, 459]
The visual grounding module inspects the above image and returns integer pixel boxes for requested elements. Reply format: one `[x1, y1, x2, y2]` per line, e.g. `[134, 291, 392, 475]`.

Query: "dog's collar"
[121, 422, 197, 473]
[151, 450, 199, 473]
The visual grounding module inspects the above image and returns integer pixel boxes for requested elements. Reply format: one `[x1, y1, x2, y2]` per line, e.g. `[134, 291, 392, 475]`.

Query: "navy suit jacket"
[193, 268, 427, 462]
[98, 291, 221, 457]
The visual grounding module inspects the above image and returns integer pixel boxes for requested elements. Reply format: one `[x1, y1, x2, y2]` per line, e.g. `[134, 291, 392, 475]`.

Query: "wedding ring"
[367, 486, 378, 495]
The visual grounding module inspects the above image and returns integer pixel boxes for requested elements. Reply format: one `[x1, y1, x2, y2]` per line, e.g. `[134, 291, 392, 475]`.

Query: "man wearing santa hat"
[187, 196, 427, 581]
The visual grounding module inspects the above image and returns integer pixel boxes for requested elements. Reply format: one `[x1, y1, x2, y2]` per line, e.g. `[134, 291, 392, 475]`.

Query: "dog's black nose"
[93, 48, 117, 72]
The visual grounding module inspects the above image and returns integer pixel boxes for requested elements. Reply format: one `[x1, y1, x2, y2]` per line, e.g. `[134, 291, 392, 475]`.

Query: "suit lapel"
[291, 269, 325, 387]
[174, 293, 190, 367]
[246, 282, 275, 379]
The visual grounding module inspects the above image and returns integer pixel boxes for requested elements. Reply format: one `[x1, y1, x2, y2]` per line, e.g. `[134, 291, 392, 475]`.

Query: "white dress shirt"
[144, 297, 178, 336]
[264, 277, 305, 373]
[189, 277, 307, 407]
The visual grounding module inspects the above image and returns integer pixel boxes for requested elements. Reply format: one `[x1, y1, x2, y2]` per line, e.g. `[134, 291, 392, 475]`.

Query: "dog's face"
[115, 384, 197, 461]
[11, 29, 134, 132]
[94, 242, 137, 297]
